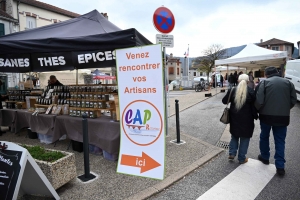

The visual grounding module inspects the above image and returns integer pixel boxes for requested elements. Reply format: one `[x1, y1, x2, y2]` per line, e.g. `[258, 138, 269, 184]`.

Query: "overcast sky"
[39, 0, 300, 57]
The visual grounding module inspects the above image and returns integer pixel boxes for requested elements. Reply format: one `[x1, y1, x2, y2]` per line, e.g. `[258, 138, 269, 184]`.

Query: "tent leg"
[76, 69, 78, 85]
[163, 47, 168, 136]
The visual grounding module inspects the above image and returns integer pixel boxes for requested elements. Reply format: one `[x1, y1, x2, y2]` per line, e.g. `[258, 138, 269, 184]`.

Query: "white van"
[285, 59, 300, 101]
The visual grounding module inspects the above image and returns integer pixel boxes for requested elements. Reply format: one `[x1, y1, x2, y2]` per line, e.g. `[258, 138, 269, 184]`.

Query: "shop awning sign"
[116, 44, 165, 180]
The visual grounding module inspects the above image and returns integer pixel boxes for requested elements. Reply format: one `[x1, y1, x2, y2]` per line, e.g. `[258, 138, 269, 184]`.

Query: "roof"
[258, 38, 294, 46]
[20, 0, 80, 18]
[0, 9, 18, 21]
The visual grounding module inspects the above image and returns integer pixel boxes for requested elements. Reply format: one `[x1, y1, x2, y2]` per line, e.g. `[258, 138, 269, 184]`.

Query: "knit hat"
[265, 67, 279, 77]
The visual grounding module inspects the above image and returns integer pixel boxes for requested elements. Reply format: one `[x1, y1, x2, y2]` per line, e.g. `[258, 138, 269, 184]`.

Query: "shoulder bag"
[220, 88, 234, 124]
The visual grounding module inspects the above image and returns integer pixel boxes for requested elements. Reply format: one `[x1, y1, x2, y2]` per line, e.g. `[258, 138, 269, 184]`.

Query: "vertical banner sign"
[116, 44, 165, 180]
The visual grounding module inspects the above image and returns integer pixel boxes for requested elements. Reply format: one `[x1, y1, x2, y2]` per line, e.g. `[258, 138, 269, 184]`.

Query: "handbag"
[220, 88, 234, 124]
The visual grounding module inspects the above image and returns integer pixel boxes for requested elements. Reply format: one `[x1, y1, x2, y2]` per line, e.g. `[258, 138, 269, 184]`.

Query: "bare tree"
[193, 44, 226, 81]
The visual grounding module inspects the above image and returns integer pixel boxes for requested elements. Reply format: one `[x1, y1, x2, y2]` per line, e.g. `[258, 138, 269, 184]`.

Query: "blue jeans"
[229, 135, 250, 162]
[259, 122, 287, 169]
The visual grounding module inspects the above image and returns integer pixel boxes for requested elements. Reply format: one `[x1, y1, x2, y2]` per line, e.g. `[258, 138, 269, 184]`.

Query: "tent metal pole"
[76, 69, 78, 85]
[163, 47, 168, 136]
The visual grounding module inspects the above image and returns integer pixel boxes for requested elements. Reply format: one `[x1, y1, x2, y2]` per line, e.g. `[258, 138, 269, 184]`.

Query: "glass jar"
[76, 109, 81, 117]
[85, 101, 90, 108]
[89, 110, 96, 118]
[94, 102, 98, 108]
[81, 100, 86, 108]
[69, 109, 73, 116]
[89, 102, 94, 108]
[77, 100, 81, 108]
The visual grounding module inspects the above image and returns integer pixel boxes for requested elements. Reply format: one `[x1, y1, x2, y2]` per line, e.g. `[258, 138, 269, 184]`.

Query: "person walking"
[255, 66, 297, 176]
[228, 73, 234, 89]
[220, 74, 224, 88]
[222, 74, 257, 164]
[233, 71, 238, 86]
[248, 71, 255, 89]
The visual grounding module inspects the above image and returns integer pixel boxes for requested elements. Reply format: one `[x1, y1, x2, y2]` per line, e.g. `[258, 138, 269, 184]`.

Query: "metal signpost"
[153, 6, 175, 136]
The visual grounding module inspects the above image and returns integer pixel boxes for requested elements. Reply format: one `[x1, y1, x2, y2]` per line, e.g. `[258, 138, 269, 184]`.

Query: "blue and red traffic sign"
[153, 7, 175, 34]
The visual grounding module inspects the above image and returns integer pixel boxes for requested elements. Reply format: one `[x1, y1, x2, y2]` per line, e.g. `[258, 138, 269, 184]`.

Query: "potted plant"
[22, 145, 77, 189]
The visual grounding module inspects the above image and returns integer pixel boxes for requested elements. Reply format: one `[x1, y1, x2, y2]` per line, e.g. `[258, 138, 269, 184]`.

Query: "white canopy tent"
[216, 66, 246, 72]
[215, 43, 288, 69]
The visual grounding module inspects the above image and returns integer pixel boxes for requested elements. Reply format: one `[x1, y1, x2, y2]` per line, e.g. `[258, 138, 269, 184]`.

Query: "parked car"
[285, 59, 300, 101]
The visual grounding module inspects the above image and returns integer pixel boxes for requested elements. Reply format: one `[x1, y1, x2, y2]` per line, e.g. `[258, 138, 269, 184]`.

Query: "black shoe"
[276, 168, 285, 176]
[258, 155, 269, 165]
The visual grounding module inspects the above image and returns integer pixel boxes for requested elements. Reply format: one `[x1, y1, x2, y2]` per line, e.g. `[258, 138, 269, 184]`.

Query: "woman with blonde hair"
[222, 74, 258, 164]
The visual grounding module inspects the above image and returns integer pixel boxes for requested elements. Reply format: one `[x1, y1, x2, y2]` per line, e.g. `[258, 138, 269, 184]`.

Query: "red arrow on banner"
[120, 152, 161, 173]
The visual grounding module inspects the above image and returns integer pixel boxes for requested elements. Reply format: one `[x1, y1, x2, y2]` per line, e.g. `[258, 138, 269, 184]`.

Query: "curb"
[125, 132, 224, 200]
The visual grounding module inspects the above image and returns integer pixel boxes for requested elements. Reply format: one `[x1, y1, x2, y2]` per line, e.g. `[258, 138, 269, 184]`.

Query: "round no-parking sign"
[153, 6, 175, 34]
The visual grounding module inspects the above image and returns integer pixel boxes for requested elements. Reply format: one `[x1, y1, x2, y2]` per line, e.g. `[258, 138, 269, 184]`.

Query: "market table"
[54, 115, 120, 154]
[13, 110, 31, 133]
[0, 109, 17, 128]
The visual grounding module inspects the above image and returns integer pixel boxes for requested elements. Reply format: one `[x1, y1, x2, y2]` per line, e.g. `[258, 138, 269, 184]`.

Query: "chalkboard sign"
[0, 142, 59, 199]
[83, 75, 94, 84]
[0, 150, 23, 200]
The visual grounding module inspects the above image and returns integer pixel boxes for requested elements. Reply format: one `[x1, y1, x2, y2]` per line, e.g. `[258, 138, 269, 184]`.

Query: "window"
[286, 46, 289, 51]
[177, 68, 179, 75]
[26, 16, 36, 29]
[193, 72, 196, 76]
[200, 72, 203, 76]
[169, 67, 174, 74]
[271, 46, 279, 51]
[0, 23, 4, 36]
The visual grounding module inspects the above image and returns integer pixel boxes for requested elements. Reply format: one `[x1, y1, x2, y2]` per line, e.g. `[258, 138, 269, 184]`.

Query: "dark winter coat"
[228, 75, 234, 84]
[222, 87, 258, 138]
[255, 74, 297, 126]
[48, 80, 64, 88]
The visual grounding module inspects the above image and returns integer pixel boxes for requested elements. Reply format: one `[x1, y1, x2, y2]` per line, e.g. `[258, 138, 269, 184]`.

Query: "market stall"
[0, 9, 152, 158]
[215, 43, 288, 75]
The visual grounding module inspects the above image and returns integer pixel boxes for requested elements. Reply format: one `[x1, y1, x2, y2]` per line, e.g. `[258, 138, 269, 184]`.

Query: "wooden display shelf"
[67, 99, 107, 102]
[67, 99, 115, 103]
[69, 107, 113, 111]
[5, 101, 21, 103]
[68, 84, 117, 86]
[34, 104, 56, 108]
[7, 94, 27, 96]
[69, 92, 117, 95]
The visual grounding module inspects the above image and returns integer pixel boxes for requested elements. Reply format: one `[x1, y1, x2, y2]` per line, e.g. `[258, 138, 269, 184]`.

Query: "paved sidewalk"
[0, 88, 226, 200]
[168, 88, 224, 116]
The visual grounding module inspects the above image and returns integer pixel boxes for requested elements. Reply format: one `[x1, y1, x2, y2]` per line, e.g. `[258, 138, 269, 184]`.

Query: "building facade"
[258, 38, 294, 59]
[166, 53, 182, 82]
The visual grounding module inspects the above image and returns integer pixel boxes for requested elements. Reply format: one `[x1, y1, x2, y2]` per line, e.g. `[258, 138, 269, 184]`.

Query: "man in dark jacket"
[48, 75, 63, 88]
[255, 66, 297, 176]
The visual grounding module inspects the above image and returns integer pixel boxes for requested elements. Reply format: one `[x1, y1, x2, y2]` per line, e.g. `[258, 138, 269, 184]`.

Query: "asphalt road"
[150, 94, 300, 200]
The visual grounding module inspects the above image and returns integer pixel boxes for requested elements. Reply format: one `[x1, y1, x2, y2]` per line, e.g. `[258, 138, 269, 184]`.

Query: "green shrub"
[22, 145, 65, 162]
